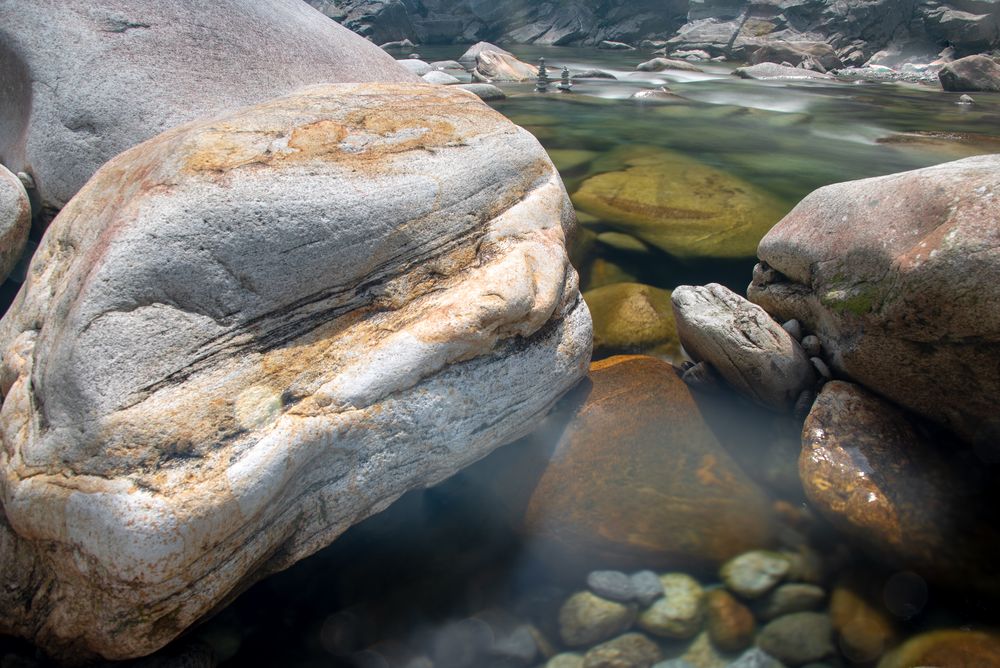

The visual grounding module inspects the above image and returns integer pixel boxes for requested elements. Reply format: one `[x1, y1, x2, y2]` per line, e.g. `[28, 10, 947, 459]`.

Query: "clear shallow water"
[5, 46, 1000, 668]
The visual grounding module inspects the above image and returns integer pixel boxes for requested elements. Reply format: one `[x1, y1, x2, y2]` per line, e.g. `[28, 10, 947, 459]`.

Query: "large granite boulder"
[0, 165, 30, 283]
[939, 54, 1000, 91]
[749, 155, 1000, 446]
[474, 50, 539, 82]
[0, 0, 418, 213]
[747, 41, 843, 70]
[734, 63, 833, 80]
[0, 84, 591, 661]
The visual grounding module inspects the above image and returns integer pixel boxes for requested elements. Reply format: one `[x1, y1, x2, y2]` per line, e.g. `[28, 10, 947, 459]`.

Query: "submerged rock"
[637, 574, 705, 639]
[829, 574, 898, 664]
[720, 551, 790, 599]
[559, 592, 638, 647]
[0, 0, 418, 212]
[583, 633, 664, 668]
[515, 355, 775, 573]
[756, 584, 825, 621]
[749, 155, 1000, 446]
[755, 613, 833, 666]
[705, 589, 755, 653]
[0, 84, 591, 661]
[0, 165, 30, 284]
[671, 284, 816, 411]
[876, 629, 1000, 668]
[584, 282, 680, 360]
[572, 147, 788, 259]
[939, 54, 1000, 92]
[799, 381, 1000, 592]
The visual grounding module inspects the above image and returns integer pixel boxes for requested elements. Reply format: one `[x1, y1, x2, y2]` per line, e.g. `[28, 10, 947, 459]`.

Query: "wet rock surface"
[584, 283, 680, 361]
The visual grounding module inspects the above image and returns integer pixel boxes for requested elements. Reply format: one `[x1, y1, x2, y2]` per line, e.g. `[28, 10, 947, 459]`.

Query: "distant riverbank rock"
[671, 284, 816, 411]
[584, 282, 680, 360]
[749, 155, 1000, 446]
[939, 54, 1000, 91]
[0, 83, 591, 661]
[459, 41, 514, 66]
[800, 382, 1000, 593]
[734, 63, 833, 80]
[748, 42, 843, 71]
[572, 146, 788, 259]
[505, 355, 775, 574]
[636, 57, 704, 72]
[474, 50, 539, 81]
[0, 0, 418, 213]
[0, 165, 30, 283]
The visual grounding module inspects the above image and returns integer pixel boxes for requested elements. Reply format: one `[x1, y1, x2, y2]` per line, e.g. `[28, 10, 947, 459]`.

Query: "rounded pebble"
[756, 584, 826, 621]
[588, 570, 636, 602]
[637, 574, 704, 639]
[705, 589, 755, 652]
[630, 571, 665, 606]
[721, 551, 791, 599]
[782, 320, 802, 341]
[583, 632, 664, 668]
[559, 592, 637, 647]
[800, 336, 821, 357]
[756, 612, 833, 666]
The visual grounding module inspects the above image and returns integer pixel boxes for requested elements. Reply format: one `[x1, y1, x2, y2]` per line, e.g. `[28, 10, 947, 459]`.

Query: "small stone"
[431, 618, 493, 668]
[583, 633, 664, 668]
[756, 584, 826, 621]
[681, 361, 722, 392]
[809, 357, 831, 380]
[490, 625, 538, 664]
[877, 629, 1000, 668]
[720, 551, 790, 599]
[756, 613, 833, 666]
[781, 320, 802, 341]
[637, 574, 704, 639]
[958, 94, 975, 105]
[681, 631, 730, 668]
[705, 589, 755, 653]
[630, 571, 665, 606]
[799, 334, 820, 357]
[548, 653, 586, 668]
[653, 661, 695, 668]
[559, 592, 637, 648]
[589, 571, 636, 602]
[727, 647, 784, 668]
[829, 575, 897, 664]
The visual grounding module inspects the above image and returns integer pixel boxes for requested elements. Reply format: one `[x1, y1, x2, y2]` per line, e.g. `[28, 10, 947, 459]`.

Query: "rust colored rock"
[877, 630, 1000, 668]
[521, 355, 776, 573]
[800, 381, 1000, 593]
[830, 573, 898, 664]
[706, 589, 755, 653]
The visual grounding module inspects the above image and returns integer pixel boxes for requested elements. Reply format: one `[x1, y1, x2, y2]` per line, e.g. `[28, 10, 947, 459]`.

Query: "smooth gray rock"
[0, 84, 591, 662]
[599, 40, 636, 50]
[455, 83, 507, 101]
[398, 58, 433, 75]
[431, 60, 465, 70]
[939, 54, 1000, 91]
[734, 63, 833, 80]
[572, 69, 618, 79]
[727, 647, 785, 668]
[671, 284, 817, 411]
[459, 41, 513, 65]
[0, 165, 30, 283]
[422, 70, 462, 85]
[588, 570, 636, 602]
[0, 0, 419, 213]
[756, 584, 826, 621]
[630, 570, 665, 606]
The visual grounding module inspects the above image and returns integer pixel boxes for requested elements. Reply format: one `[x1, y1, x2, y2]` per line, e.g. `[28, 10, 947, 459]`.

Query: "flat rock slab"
[0, 83, 591, 661]
[0, 0, 418, 211]
[734, 63, 834, 80]
[671, 283, 815, 410]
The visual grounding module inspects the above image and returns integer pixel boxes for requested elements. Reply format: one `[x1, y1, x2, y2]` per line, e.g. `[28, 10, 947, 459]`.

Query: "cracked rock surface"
[0, 0, 419, 213]
[749, 155, 1000, 445]
[0, 83, 591, 661]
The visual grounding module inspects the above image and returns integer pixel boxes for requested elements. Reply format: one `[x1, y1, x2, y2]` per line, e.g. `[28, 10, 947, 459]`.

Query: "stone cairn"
[558, 66, 573, 92]
[535, 57, 551, 92]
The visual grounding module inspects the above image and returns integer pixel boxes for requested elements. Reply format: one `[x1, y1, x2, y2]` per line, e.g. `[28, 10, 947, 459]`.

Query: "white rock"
[398, 58, 434, 76]
[0, 0, 418, 212]
[422, 70, 462, 85]
[671, 283, 816, 410]
[0, 165, 30, 283]
[0, 83, 591, 661]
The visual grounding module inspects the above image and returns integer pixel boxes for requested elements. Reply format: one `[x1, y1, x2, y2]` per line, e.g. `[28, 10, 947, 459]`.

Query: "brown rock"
[800, 381, 1000, 593]
[582, 633, 664, 668]
[830, 574, 898, 664]
[474, 50, 538, 81]
[877, 629, 1000, 668]
[497, 355, 776, 574]
[939, 54, 1000, 92]
[706, 589, 755, 653]
[749, 155, 1000, 445]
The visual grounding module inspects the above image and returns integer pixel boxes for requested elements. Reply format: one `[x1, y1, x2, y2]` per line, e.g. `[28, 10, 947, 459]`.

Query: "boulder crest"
[0, 83, 591, 661]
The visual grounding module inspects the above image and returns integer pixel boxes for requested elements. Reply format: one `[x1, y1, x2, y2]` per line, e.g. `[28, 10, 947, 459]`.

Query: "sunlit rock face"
[0, 83, 591, 661]
[750, 155, 1000, 447]
[0, 0, 419, 213]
